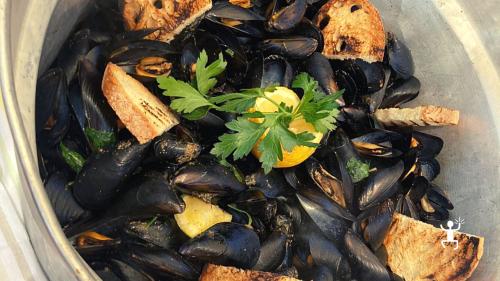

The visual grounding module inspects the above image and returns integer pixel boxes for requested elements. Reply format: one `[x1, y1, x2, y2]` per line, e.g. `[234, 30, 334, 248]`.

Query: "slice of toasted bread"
[123, 0, 212, 42]
[102, 63, 179, 144]
[374, 106, 460, 127]
[383, 213, 484, 281]
[313, 0, 385, 62]
[199, 264, 301, 281]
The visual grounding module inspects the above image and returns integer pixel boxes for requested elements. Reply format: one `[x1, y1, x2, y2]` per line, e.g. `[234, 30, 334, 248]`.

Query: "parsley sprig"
[157, 51, 343, 173]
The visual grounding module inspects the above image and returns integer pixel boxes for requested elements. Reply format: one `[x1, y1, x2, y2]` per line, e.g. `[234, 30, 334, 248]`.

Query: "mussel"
[179, 222, 260, 268]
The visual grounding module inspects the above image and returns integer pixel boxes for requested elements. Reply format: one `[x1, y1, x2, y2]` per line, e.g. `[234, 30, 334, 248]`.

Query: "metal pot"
[0, 0, 498, 280]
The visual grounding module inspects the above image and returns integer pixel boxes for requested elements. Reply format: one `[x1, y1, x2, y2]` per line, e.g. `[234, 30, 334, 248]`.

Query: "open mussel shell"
[412, 131, 444, 161]
[108, 40, 178, 65]
[259, 36, 318, 59]
[380, 76, 420, 108]
[353, 141, 403, 159]
[353, 59, 386, 93]
[172, 157, 246, 197]
[351, 129, 405, 145]
[358, 160, 404, 210]
[294, 19, 324, 52]
[386, 32, 415, 80]
[426, 184, 454, 210]
[207, 1, 265, 21]
[396, 193, 420, 220]
[305, 52, 339, 96]
[343, 230, 391, 281]
[253, 231, 288, 271]
[120, 245, 200, 280]
[248, 54, 293, 88]
[362, 67, 391, 113]
[266, 0, 307, 32]
[180, 222, 260, 269]
[44, 172, 90, 226]
[336, 108, 374, 138]
[72, 140, 150, 210]
[305, 158, 347, 208]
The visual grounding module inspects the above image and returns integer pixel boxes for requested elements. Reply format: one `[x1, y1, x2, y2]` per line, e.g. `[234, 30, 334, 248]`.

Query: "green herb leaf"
[158, 76, 215, 117]
[84, 127, 116, 151]
[59, 143, 86, 173]
[211, 117, 267, 160]
[347, 158, 370, 183]
[209, 89, 262, 113]
[196, 50, 227, 96]
[292, 72, 343, 133]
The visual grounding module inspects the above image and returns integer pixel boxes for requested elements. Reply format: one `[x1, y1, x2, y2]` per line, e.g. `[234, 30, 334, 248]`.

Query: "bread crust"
[374, 106, 460, 127]
[383, 213, 484, 281]
[123, 0, 212, 42]
[313, 0, 385, 62]
[199, 264, 301, 281]
[102, 63, 179, 144]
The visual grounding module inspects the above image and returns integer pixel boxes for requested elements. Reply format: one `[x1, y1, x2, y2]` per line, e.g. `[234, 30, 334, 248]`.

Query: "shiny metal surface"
[0, 0, 499, 280]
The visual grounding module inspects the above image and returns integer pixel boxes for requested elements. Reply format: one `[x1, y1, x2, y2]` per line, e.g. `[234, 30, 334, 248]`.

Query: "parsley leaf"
[157, 49, 227, 120]
[196, 50, 227, 96]
[158, 76, 214, 119]
[60, 143, 86, 173]
[84, 127, 116, 151]
[347, 158, 370, 183]
[211, 117, 267, 160]
[292, 72, 343, 133]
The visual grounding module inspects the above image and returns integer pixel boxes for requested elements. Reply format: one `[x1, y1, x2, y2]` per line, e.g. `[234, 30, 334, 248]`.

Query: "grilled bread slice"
[313, 0, 385, 62]
[199, 264, 301, 281]
[383, 213, 484, 281]
[123, 0, 212, 42]
[374, 106, 460, 127]
[102, 63, 179, 144]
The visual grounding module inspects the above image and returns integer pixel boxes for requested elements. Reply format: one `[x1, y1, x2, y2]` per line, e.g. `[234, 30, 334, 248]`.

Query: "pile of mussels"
[36, 0, 453, 280]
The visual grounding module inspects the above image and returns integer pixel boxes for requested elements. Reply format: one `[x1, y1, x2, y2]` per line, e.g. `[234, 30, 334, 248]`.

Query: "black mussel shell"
[102, 172, 185, 218]
[72, 140, 150, 210]
[122, 218, 180, 250]
[412, 131, 444, 161]
[267, 0, 307, 32]
[305, 52, 339, 96]
[120, 245, 199, 280]
[108, 40, 177, 65]
[358, 160, 404, 210]
[427, 184, 454, 210]
[248, 54, 293, 88]
[173, 157, 246, 196]
[353, 59, 386, 93]
[362, 199, 395, 250]
[344, 230, 390, 281]
[253, 231, 288, 271]
[260, 37, 318, 59]
[208, 1, 265, 21]
[380, 76, 420, 108]
[179, 222, 260, 268]
[419, 158, 440, 181]
[294, 19, 324, 52]
[304, 231, 351, 280]
[79, 58, 117, 135]
[153, 133, 201, 165]
[109, 258, 155, 281]
[45, 172, 90, 226]
[305, 158, 347, 208]
[297, 193, 350, 244]
[245, 168, 292, 198]
[362, 67, 391, 113]
[36, 68, 71, 149]
[386, 32, 415, 80]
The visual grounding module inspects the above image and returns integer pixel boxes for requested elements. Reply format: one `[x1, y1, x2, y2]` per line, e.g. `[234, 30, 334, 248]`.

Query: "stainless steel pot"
[0, 0, 499, 280]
